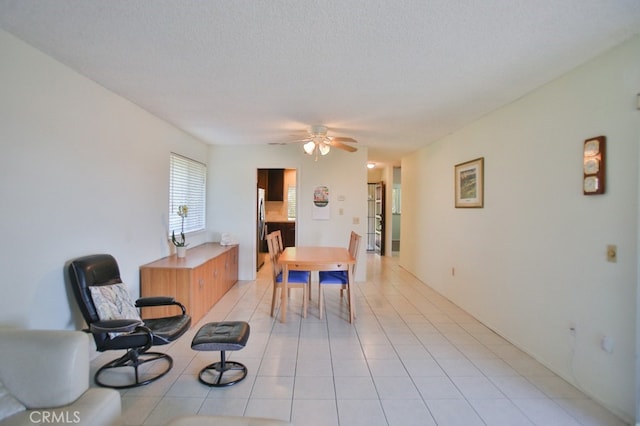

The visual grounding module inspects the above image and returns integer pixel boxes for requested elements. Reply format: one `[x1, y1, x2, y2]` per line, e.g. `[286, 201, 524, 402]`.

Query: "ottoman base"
[199, 350, 248, 387]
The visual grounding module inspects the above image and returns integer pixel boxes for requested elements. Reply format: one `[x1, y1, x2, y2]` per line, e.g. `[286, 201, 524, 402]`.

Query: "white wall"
[206, 144, 368, 282]
[0, 29, 208, 330]
[401, 36, 639, 421]
[0, 27, 370, 333]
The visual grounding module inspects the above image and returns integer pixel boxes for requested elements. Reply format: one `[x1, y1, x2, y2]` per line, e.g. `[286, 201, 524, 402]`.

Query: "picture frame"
[454, 157, 484, 208]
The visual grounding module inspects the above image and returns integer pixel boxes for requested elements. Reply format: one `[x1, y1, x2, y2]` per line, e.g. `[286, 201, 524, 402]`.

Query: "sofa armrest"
[0, 330, 90, 408]
[0, 388, 121, 426]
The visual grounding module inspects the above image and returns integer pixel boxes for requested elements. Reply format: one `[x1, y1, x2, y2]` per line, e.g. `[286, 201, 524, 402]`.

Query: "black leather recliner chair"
[68, 254, 191, 389]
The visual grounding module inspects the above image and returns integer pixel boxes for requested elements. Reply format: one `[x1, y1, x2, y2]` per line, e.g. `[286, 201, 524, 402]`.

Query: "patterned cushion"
[89, 283, 142, 323]
[0, 381, 25, 421]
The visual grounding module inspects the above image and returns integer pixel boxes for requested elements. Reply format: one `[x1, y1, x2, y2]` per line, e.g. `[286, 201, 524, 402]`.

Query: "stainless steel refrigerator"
[256, 188, 266, 270]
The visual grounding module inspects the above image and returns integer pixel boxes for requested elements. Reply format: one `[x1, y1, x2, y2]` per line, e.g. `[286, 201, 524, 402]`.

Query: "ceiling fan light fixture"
[319, 142, 330, 155]
[310, 124, 328, 135]
[291, 124, 357, 159]
[303, 141, 316, 155]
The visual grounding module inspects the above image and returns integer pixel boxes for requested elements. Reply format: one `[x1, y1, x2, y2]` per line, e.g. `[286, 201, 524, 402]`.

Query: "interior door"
[375, 182, 385, 255]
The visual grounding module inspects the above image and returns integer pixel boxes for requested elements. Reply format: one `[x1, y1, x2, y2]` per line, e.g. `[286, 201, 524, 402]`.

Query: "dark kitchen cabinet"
[266, 221, 295, 248]
[257, 168, 285, 201]
[257, 169, 268, 190]
[267, 169, 284, 201]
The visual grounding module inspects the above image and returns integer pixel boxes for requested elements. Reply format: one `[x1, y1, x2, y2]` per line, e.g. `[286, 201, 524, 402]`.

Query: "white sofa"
[0, 329, 121, 426]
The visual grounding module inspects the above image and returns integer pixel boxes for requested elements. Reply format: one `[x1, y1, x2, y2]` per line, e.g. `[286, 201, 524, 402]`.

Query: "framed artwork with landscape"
[454, 157, 484, 208]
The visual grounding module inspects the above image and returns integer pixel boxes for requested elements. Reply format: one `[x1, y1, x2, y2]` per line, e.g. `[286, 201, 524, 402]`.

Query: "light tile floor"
[93, 254, 628, 425]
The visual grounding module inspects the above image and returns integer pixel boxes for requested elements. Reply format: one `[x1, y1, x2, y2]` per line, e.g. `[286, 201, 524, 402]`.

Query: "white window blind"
[169, 153, 206, 236]
[287, 185, 296, 220]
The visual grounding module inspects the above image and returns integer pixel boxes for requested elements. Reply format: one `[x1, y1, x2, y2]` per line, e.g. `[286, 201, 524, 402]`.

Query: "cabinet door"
[284, 223, 296, 248]
[267, 169, 284, 200]
[191, 263, 212, 325]
[140, 268, 178, 319]
[257, 169, 268, 190]
[210, 255, 224, 305]
[226, 246, 239, 290]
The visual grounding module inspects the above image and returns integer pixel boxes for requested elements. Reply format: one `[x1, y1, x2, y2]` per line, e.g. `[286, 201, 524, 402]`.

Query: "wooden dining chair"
[271, 229, 311, 300]
[322, 231, 360, 296]
[273, 229, 284, 255]
[267, 231, 310, 318]
[317, 231, 361, 322]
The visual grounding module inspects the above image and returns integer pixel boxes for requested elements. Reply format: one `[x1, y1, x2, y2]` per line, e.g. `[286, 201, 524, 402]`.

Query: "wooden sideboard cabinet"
[139, 243, 239, 325]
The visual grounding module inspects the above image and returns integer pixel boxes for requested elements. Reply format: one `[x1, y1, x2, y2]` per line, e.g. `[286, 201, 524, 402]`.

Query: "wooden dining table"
[277, 246, 356, 323]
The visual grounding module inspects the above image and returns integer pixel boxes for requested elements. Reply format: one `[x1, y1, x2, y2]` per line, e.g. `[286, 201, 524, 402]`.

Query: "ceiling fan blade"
[268, 137, 311, 145]
[331, 140, 358, 152]
[331, 137, 357, 143]
[286, 137, 313, 143]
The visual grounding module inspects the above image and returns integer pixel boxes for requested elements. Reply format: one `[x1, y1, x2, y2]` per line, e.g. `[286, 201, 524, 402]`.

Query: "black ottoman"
[191, 322, 250, 387]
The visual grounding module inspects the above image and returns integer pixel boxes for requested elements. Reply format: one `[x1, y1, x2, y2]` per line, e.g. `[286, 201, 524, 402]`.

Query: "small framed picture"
[455, 157, 484, 208]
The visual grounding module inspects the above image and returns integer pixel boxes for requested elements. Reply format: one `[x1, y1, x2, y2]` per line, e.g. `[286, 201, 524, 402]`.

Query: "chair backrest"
[348, 232, 362, 275]
[273, 229, 284, 254]
[266, 232, 282, 281]
[68, 254, 123, 348]
[348, 231, 359, 255]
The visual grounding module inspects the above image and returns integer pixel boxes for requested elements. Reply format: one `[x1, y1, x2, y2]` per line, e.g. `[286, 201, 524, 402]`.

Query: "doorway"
[257, 168, 297, 269]
[367, 182, 385, 254]
[391, 166, 401, 254]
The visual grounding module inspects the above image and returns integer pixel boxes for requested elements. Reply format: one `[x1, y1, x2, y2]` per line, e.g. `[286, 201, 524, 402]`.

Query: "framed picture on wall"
[454, 157, 484, 208]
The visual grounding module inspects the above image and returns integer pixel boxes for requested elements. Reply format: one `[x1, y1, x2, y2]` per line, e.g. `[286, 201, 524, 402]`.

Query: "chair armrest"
[136, 296, 176, 306]
[136, 297, 187, 315]
[90, 319, 143, 334]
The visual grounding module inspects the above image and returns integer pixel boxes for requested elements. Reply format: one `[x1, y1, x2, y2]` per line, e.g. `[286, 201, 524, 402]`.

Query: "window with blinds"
[287, 185, 296, 220]
[169, 153, 206, 236]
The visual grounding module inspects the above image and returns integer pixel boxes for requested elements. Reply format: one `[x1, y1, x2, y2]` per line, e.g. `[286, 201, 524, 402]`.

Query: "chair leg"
[318, 284, 324, 320]
[347, 285, 355, 323]
[270, 286, 278, 317]
[302, 285, 308, 318]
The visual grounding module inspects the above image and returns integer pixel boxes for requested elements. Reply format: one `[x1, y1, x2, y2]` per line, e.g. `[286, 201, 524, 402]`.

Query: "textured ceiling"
[1, 1, 639, 165]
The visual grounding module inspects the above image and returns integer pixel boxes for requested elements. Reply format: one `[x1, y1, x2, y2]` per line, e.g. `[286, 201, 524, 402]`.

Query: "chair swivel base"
[198, 354, 248, 387]
[95, 351, 173, 389]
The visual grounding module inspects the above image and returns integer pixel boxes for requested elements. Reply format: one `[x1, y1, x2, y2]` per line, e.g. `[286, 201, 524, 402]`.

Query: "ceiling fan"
[287, 125, 358, 160]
